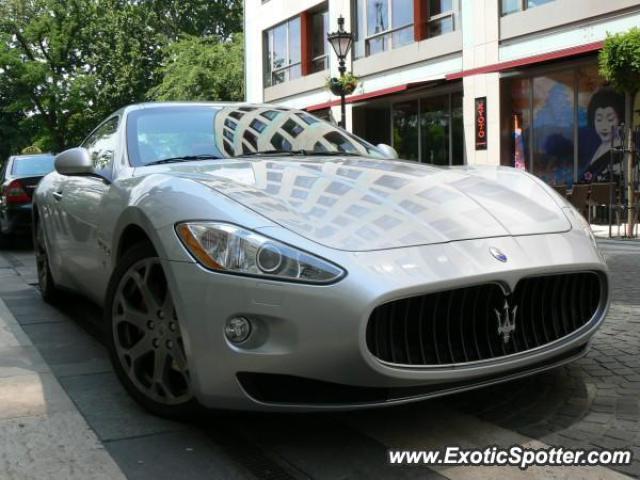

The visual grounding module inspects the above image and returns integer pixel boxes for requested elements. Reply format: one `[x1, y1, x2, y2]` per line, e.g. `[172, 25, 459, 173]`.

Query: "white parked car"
[33, 103, 608, 417]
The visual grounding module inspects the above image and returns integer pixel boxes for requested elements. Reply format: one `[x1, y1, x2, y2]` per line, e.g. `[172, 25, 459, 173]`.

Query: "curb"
[0, 296, 127, 480]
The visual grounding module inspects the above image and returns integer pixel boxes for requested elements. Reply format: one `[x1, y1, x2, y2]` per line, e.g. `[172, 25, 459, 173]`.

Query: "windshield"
[11, 155, 55, 176]
[126, 105, 387, 166]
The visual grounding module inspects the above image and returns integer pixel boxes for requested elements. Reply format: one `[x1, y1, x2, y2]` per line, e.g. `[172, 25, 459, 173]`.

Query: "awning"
[305, 79, 444, 112]
[445, 41, 603, 80]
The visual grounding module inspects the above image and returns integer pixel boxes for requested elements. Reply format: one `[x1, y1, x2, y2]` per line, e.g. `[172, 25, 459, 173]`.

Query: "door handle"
[52, 191, 63, 201]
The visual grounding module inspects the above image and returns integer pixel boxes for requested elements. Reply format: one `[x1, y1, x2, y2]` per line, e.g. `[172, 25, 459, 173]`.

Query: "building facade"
[245, 0, 640, 186]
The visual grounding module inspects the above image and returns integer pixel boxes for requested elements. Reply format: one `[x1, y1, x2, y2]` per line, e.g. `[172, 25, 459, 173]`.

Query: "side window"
[82, 117, 119, 179]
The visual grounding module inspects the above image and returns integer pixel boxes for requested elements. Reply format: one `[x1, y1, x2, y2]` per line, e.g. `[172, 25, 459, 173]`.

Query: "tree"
[0, 0, 245, 154]
[144, 0, 243, 40]
[87, 0, 167, 121]
[0, 0, 99, 151]
[0, 77, 28, 160]
[147, 34, 244, 102]
[599, 27, 640, 236]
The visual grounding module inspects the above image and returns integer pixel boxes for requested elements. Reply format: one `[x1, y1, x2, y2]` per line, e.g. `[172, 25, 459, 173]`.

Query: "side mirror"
[54, 148, 94, 176]
[377, 143, 399, 160]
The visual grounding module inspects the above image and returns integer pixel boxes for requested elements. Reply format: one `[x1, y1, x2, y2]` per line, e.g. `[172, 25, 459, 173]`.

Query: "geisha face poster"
[577, 66, 625, 183]
[509, 65, 625, 186]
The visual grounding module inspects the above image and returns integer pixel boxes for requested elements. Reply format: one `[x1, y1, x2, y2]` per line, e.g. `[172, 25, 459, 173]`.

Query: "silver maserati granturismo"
[33, 102, 608, 417]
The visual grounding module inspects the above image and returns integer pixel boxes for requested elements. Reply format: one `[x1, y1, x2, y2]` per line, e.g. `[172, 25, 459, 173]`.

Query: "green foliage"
[599, 27, 640, 95]
[0, 0, 244, 156]
[87, 0, 166, 121]
[327, 72, 359, 96]
[147, 34, 244, 102]
[0, 0, 99, 151]
[144, 0, 243, 40]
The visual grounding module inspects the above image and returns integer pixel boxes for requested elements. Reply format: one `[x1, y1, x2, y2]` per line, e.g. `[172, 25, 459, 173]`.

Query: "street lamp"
[327, 15, 354, 128]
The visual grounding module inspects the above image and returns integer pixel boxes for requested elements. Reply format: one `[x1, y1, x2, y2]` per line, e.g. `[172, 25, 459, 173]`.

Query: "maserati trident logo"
[489, 246, 507, 262]
[495, 299, 518, 344]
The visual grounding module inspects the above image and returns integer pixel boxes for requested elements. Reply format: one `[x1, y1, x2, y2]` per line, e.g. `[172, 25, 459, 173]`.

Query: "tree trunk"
[626, 91, 637, 237]
[626, 127, 634, 237]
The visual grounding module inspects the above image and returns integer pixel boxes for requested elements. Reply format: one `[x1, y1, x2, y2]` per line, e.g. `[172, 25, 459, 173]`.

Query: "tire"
[105, 242, 198, 419]
[35, 220, 60, 303]
[0, 228, 12, 249]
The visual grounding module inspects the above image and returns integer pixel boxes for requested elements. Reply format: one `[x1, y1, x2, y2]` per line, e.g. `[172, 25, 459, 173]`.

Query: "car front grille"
[366, 272, 604, 366]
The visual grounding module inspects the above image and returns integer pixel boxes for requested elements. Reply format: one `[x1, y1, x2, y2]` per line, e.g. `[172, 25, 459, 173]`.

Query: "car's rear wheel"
[105, 242, 197, 418]
[35, 220, 60, 303]
[0, 227, 12, 249]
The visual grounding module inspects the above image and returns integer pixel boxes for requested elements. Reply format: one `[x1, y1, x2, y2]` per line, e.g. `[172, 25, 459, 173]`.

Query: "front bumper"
[164, 229, 608, 411]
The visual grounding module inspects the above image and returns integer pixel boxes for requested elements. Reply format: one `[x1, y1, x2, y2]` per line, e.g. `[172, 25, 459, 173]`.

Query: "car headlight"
[176, 222, 345, 284]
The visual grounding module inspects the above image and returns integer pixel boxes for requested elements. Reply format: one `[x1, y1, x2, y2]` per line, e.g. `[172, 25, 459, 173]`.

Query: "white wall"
[460, 0, 501, 166]
[500, 7, 640, 62]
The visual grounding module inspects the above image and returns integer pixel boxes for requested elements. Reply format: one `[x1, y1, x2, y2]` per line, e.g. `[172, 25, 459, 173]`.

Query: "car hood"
[153, 157, 571, 252]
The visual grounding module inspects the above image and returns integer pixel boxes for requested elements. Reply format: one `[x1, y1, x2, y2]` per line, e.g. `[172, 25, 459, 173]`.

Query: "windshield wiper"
[145, 154, 222, 166]
[235, 149, 360, 158]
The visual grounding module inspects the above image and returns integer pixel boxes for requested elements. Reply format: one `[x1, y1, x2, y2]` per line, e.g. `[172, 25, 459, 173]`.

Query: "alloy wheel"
[112, 258, 192, 405]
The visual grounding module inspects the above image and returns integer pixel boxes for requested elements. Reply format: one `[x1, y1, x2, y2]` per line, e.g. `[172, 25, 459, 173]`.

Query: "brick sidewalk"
[0, 268, 126, 480]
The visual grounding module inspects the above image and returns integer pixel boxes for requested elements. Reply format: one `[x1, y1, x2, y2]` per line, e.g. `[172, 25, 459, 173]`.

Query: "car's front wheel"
[105, 242, 197, 418]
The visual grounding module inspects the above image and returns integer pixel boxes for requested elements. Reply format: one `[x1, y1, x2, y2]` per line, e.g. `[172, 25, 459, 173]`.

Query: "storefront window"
[502, 61, 626, 186]
[532, 71, 574, 185]
[509, 78, 531, 171]
[421, 96, 450, 165]
[395, 92, 466, 164]
[352, 106, 391, 146]
[451, 92, 464, 165]
[392, 101, 420, 161]
[354, 92, 464, 165]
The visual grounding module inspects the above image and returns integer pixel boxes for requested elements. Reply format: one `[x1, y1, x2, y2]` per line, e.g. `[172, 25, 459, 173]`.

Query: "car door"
[57, 116, 119, 295]
[41, 168, 74, 285]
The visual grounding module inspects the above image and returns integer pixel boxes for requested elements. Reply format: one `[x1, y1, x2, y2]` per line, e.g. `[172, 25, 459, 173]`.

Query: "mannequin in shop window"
[580, 87, 625, 183]
[513, 113, 527, 171]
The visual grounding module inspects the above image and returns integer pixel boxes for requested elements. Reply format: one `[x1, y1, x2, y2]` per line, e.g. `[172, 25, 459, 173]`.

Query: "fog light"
[225, 316, 252, 344]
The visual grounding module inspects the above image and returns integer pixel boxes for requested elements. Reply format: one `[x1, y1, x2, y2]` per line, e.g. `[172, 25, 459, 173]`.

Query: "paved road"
[0, 241, 638, 479]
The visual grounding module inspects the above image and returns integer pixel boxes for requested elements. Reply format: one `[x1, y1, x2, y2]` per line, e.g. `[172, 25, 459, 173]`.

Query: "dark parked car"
[0, 153, 55, 246]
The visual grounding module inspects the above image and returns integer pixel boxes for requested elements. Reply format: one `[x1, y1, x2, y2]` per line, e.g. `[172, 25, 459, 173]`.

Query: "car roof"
[120, 101, 290, 115]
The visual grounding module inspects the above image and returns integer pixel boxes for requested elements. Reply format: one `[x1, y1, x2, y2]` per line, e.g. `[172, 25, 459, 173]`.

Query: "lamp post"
[327, 15, 354, 129]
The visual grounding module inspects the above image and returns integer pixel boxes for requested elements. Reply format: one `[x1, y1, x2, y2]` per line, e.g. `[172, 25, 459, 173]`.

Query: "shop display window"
[503, 62, 625, 186]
